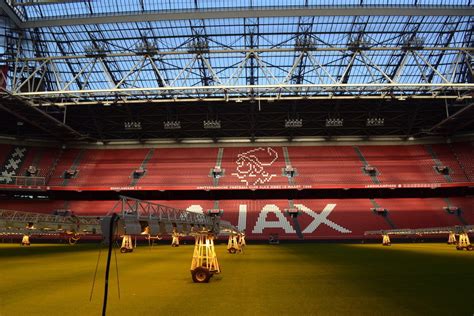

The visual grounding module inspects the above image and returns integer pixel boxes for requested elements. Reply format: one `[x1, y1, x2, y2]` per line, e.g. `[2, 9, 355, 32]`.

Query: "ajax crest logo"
[231, 147, 278, 186]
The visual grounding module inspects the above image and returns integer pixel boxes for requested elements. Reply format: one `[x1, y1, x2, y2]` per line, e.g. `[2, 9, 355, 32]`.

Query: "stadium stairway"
[429, 144, 469, 183]
[129, 148, 155, 186]
[211, 148, 225, 187]
[443, 197, 469, 225]
[17, 147, 61, 179]
[285, 146, 369, 186]
[369, 198, 396, 229]
[354, 146, 380, 184]
[139, 147, 219, 188]
[448, 196, 474, 224]
[62, 149, 85, 186]
[47, 149, 83, 186]
[448, 142, 473, 182]
[373, 198, 462, 229]
[358, 145, 445, 184]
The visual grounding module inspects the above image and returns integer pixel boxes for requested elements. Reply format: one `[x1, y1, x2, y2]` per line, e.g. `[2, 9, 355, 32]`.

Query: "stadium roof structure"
[0, 1, 473, 141]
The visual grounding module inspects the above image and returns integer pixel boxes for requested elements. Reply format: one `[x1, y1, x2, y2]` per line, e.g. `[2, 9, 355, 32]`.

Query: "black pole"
[102, 213, 118, 316]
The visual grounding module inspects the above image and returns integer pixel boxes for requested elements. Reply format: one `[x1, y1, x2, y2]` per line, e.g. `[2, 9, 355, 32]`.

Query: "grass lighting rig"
[365, 225, 474, 250]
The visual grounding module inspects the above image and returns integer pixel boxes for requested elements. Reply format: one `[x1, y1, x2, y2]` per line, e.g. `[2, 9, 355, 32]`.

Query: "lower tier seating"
[1, 197, 471, 240]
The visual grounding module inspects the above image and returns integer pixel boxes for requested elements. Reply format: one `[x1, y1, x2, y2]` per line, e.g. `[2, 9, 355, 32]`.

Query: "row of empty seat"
[0, 142, 472, 189]
[1, 197, 471, 239]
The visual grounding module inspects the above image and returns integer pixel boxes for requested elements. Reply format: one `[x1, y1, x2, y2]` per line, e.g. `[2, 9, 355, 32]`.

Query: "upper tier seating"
[287, 146, 369, 185]
[219, 147, 289, 187]
[450, 142, 474, 182]
[358, 145, 454, 183]
[49, 148, 149, 187]
[0, 142, 472, 189]
[138, 148, 219, 187]
[429, 144, 469, 182]
[17, 147, 61, 179]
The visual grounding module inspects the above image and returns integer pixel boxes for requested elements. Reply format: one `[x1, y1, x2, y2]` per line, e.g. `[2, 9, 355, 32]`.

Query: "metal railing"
[0, 176, 47, 186]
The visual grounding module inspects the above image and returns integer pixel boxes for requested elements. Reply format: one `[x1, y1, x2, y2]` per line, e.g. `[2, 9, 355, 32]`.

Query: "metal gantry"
[5, 46, 473, 105]
[107, 195, 216, 235]
[365, 225, 474, 250]
[0, 2, 472, 140]
[0, 196, 242, 284]
[0, 196, 240, 239]
[0, 209, 100, 236]
[0, 10, 471, 106]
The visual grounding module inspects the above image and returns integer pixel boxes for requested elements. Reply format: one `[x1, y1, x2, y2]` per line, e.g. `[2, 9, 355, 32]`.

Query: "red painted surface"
[2, 197, 471, 240]
[0, 142, 472, 191]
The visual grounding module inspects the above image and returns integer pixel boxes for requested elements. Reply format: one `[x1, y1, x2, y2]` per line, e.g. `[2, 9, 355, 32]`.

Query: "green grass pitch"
[1, 242, 473, 315]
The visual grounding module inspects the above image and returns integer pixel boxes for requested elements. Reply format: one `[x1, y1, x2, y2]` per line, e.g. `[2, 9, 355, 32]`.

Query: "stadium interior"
[0, 1, 473, 315]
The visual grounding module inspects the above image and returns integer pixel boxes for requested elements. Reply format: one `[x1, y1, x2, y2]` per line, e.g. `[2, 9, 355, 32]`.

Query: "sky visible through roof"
[1, 1, 472, 101]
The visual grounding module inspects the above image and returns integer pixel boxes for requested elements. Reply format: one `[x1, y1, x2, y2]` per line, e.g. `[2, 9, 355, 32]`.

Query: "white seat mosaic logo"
[186, 203, 352, 235]
[231, 147, 278, 186]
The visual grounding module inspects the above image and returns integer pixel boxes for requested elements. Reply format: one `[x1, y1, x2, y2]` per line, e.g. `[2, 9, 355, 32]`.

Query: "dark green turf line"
[283, 243, 474, 315]
[1, 244, 473, 316]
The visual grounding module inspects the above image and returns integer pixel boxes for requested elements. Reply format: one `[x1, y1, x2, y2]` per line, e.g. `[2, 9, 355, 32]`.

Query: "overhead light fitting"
[124, 121, 142, 130]
[295, 37, 316, 51]
[366, 117, 384, 127]
[163, 121, 181, 130]
[135, 41, 158, 55]
[188, 39, 210, 54]
[84, 45, 106, 57]
[348, 37, 371, 51]
[325, 118, 343, 127]
[203, 120, 221, 129]
[284, 118, 303, 128]
[402, 36, 425, 50]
